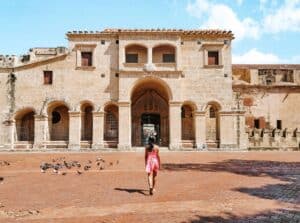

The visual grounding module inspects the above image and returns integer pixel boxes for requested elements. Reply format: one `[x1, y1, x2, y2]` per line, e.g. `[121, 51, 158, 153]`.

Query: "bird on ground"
[77, 170, 82, 175]
[84, 165, 91, 171]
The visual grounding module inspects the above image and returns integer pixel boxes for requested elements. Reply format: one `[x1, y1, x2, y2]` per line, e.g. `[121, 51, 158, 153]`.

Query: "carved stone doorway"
[131, 86, 169, 147]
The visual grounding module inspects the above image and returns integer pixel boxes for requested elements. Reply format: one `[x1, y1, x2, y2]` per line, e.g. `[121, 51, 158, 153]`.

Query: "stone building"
[233, 64, 300, 149]
[0, 29, 298, 151]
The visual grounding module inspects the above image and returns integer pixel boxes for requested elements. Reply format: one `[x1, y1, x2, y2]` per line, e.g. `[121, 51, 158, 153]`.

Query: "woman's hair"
[147, 137, 155, 151]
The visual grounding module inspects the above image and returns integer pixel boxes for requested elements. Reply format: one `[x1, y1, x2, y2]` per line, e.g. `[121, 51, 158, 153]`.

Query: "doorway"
[141, 113, 160, 145]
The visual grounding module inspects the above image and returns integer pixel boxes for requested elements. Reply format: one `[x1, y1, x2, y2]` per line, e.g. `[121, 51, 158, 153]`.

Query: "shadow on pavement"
[162, 160, 300, 205]
[188, 209, 300, 223]
[114, 187, 149, 196]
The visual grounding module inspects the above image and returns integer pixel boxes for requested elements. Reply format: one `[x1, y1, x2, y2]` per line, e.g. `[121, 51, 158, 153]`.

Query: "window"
[81, 52, 92, 67]
[277, 120, 282, 130]
[254, 119, 260, 129]
[52, 111, 61, 124]
[209, 107, 216, 118]
[43, 71, 53, 85]
[208, 51, 219, 65]
[162, 54, 175, 63]
[126, 54, 138, 63]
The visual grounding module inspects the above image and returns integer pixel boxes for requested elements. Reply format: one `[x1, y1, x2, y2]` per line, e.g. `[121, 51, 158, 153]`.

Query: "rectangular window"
[81, 52, 92, 67]
[208, 51, 219, 65]
[254, 119, 260, 129]
[43, 71, 53, 85]
[162, 54, 175, 63]
[126, 54, 138, 63]
[277, 120, 282, 129]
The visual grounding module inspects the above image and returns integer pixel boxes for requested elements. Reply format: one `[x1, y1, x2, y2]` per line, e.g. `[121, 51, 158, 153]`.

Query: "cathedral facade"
[0, 29, 298, 151]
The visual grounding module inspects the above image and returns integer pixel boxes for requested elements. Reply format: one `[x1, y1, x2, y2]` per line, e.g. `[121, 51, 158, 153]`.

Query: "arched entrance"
[131, 79, 170, 146]
[15, 109, 35, 141]
[206, 102, 221, 148]
[48, 102, 69, 141]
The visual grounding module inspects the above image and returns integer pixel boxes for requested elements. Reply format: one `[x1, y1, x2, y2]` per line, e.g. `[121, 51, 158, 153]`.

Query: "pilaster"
[92, 111, 105, 150]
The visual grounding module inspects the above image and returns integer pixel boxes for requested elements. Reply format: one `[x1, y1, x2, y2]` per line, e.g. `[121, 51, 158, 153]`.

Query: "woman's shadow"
[114, 187, 149, 196]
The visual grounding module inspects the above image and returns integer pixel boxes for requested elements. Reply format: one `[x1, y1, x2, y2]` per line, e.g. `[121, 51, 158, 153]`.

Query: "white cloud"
[233, 49, 282, 64]
[263, 0, 300, 33]
[186, 0, 260, 40]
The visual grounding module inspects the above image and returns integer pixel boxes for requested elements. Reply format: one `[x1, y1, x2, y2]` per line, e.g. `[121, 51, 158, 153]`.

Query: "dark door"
[141, 114, 160, 145]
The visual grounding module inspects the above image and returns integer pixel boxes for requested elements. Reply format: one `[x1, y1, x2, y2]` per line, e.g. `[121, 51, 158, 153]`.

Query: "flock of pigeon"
[40, 157, 119, 175]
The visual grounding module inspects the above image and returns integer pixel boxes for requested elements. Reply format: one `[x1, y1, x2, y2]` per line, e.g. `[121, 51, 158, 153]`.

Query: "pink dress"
[145, 149, 159, 173]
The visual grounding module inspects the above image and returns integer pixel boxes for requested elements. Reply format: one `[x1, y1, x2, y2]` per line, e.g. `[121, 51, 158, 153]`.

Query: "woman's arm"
[156, 147, 161, 169]
[144, 147, 148, 166]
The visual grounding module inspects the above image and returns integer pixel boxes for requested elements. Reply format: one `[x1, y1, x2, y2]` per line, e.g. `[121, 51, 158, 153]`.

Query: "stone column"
[3, 120, 15, 150]
[175, 45, 182, 70]
[169, 101, 182, 150]
[118, 101, 131, 150]
[147, 47, 152, 64]
[92, 111, 105, 150]
[33, 114, 48, 150]
[194, 111, 206, 150]
[237, 111, 248, 150]
[68, 111, 81, 150]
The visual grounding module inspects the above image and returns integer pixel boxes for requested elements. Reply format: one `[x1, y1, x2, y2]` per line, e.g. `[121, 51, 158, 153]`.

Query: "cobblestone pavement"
[0, 151, 299, 223]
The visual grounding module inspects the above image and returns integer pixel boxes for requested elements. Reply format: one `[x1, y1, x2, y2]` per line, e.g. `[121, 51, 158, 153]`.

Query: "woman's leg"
[147, 173, 153, 189]
[152, 171, 157, 190]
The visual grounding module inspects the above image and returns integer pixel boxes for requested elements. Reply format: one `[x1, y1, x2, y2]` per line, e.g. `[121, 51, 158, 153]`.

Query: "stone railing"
[246, 128, 300, 149]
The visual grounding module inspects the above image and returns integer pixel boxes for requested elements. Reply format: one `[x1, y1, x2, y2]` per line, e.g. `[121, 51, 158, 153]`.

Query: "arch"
[125, 43, 148, 50]
[131, 78, 171, 146]
[76, 100, 95, 112]
[205, 100, 222, 111]
[104, 103, 119, 145]
[182, 100, 198, 111]
[80, 101, 94, 141]
[153, 44, 176, 63]
[130, 76, 173, 101]
[181, 103, 195, 141]
[15, 108, 35, 141]
[152, 43, 177, 49]
[14, 107, 37, 120]
[47, 101, 70, 141]
[205, 101, 221, 148]
[45, 99, 72, 115]
[100, 101, 119, 112]
[125, 44, 147, 64]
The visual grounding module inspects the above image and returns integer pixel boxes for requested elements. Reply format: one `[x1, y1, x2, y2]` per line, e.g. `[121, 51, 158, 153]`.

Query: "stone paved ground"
[0, 151, 299, 223]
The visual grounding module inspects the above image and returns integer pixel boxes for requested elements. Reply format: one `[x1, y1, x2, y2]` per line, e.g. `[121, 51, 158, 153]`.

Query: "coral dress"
[145, 149, 159, 173]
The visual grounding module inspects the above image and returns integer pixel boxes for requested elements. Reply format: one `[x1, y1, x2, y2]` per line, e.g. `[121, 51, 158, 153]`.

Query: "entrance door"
[141, 114, 160, 145]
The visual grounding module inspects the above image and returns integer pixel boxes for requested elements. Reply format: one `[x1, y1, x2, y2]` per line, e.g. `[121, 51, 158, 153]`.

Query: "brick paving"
[0, 151, 299, 223]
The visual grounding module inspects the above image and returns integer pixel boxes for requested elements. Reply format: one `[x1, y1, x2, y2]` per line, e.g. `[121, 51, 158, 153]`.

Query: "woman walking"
[145, 137, 160, 195]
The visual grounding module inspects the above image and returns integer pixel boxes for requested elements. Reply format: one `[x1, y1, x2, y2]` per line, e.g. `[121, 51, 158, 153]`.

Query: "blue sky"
[0, 0, 299, 64]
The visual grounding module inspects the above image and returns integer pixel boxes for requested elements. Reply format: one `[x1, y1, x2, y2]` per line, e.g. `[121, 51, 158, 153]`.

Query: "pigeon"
[61, 172, 67, 176]
[64, 161, 71, 169]
[53, 164, 60, 173]
[40, 162, 51, 173]
[0, 177, 3, 182]
[84, 165, 91, 171]
[97, 162, 100, 166]
[76, 163, 81, 168]
[99, 166, 104, 170]
[77, 170, 82, 175]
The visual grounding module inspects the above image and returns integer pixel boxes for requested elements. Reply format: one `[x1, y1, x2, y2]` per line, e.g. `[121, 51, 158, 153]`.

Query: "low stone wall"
[247, 128, 300, 150]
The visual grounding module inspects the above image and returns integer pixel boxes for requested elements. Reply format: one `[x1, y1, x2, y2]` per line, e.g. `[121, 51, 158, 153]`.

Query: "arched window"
[104, 105, 118, 141]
